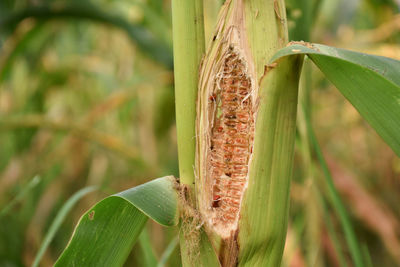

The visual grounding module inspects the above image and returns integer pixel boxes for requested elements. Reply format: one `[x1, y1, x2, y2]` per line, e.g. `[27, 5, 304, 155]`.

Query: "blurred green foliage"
[0, 0, 399, 266]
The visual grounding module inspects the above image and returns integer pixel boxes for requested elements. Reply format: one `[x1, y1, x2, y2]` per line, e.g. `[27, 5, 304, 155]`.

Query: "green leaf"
[271, 43, 400, 156]
[55, 176, 178, 266]
[33, 186, 97, 267]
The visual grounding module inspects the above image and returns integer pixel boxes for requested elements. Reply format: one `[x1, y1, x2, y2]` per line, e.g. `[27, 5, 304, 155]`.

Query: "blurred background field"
[0, 0, 399, 266]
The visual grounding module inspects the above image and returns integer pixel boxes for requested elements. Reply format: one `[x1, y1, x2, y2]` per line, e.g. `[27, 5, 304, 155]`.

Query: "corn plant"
[47, 0, 400, 266]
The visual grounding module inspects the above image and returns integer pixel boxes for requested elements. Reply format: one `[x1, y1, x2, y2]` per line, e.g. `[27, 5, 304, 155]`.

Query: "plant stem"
[171, 0, 205, 187]
[171, 1, 206, 266]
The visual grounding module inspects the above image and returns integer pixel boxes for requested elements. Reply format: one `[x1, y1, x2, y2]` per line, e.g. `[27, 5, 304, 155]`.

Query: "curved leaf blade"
[55, 176, 178, 266]
[116, 176, 178, 226]
[271, 43, 400, 156]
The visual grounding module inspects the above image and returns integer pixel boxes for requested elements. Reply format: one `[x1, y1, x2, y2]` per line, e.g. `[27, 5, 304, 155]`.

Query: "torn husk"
[195, 0, 256, 256]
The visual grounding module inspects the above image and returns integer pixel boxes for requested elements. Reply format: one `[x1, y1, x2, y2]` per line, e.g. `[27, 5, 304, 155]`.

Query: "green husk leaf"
[271, 43, 400, 156]
[238, 55, 303, 267]
[55, 176, 178, 266]
[235, 1, 303, 266]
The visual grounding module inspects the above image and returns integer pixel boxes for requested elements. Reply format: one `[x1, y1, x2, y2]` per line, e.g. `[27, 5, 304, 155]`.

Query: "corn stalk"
[172, 0, 302, 266]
